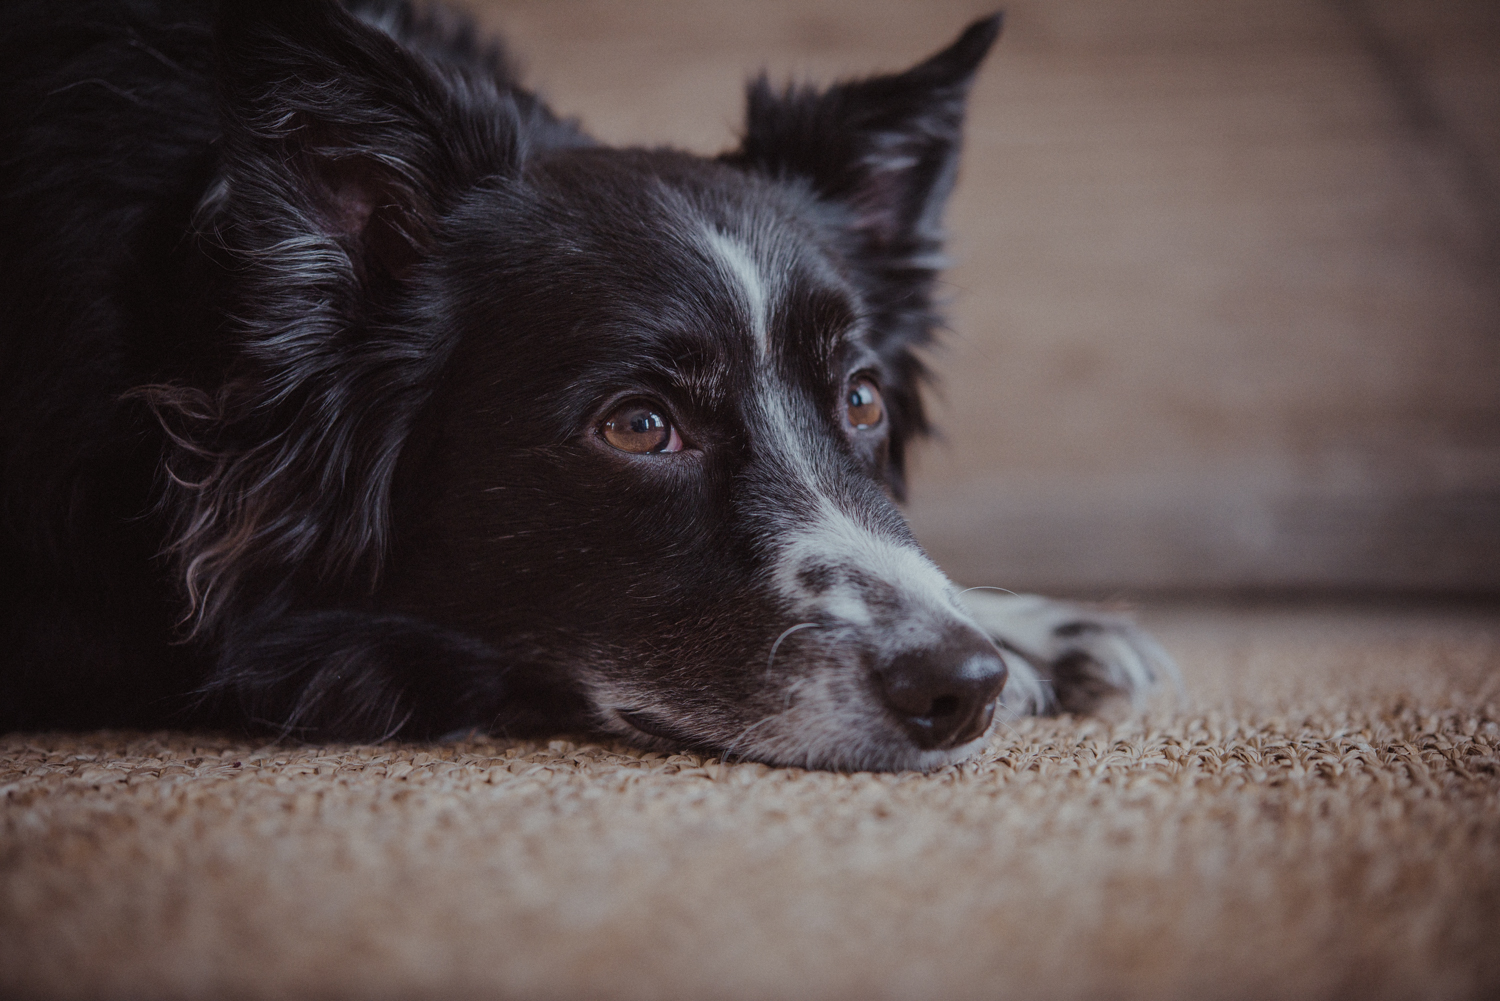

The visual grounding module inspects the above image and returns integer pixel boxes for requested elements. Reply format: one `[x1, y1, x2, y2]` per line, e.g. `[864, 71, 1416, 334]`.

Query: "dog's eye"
[601, 400, 684, 454]
[846, 378, 884, 430]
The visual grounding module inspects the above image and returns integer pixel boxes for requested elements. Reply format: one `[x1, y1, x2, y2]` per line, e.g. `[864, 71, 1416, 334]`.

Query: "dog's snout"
[876, 634, 1007, 750]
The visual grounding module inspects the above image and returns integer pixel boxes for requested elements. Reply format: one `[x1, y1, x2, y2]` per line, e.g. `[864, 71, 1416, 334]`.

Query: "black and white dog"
[0, 0, 1170, 770]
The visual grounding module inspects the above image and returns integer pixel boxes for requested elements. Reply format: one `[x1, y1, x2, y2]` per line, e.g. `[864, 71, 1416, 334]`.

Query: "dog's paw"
[958, 591, 1178, 716]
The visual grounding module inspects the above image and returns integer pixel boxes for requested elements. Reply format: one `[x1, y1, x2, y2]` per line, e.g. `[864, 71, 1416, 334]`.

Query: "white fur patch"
[701, 227, 770, 359]
[959, 591, 1181, 713]
[774, 501, 955, 630]
[754, 386, 959, 634]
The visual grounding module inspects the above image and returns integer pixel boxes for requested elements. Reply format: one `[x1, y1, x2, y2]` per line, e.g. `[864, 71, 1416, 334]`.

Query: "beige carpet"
[2, 605, 1498, 1000]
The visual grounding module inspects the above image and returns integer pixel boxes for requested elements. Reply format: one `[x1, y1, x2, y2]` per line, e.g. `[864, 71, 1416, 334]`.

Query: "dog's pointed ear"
[213, 0, 504, 278]
[725, 16, 1001, 501]
[726, 14, 1001, 253]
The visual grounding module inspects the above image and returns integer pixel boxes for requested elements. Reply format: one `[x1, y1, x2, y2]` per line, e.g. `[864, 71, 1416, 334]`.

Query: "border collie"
[0, 0, 1172, 770]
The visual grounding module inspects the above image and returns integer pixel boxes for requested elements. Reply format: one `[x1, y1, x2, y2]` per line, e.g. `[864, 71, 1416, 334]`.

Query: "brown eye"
[846, 378, 884, 430]
[601, 400, 683, 454]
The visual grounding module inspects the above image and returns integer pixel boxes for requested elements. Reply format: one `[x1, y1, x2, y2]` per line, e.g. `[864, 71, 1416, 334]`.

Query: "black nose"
[876, 634, 1008, 750]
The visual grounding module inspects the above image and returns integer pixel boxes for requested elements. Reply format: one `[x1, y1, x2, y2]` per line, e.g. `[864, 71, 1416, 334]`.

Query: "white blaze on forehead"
[701, 227, 771, 359]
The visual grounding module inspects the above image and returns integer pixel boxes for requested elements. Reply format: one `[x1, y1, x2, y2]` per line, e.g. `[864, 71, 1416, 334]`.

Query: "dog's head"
[172, 1, 1011, 770]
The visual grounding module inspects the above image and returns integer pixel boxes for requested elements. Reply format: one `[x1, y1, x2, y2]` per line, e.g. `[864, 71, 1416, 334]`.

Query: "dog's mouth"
[615, 708, 712, 749]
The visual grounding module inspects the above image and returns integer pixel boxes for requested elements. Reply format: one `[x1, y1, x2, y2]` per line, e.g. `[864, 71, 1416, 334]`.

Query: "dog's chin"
[811, 736, 992, 774]
[608, 708, 993, 773]
[613, 709, 717, 751]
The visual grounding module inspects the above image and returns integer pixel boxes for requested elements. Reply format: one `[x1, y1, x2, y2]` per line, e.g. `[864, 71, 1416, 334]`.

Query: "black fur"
[1, 0, 1004, 768]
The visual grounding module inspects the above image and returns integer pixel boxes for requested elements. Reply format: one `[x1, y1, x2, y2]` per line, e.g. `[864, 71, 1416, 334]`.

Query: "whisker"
[720, 714, 779, 766]
[958, 585, 1019, 597]
[990, 708, 1023, 737]
[373, 704, 416, 745]
[765, 622, 820, 678]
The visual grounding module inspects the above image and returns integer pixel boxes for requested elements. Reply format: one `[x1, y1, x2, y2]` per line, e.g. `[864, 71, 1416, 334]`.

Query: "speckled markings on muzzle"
[727, 377, 1011, 770]
[716, 223, 1016, 770]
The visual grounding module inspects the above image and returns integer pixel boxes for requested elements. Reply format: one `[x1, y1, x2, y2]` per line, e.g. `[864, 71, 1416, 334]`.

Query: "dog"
[0, 0, 1172, 770]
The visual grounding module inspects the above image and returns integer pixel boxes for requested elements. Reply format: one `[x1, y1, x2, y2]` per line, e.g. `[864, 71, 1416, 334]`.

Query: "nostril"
[876, 637, 1008, 751]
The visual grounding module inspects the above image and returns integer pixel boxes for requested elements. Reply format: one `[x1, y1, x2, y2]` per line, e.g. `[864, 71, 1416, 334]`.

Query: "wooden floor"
[471, 0, 1500, 594]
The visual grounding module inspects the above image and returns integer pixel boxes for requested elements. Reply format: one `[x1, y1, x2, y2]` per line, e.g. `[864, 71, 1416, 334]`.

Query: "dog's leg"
[204, 611, 582, 742]
[958, 591, 1178, 716]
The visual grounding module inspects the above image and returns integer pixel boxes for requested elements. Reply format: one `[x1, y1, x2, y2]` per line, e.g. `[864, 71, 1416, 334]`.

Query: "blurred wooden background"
[467, 0, 1500, 596]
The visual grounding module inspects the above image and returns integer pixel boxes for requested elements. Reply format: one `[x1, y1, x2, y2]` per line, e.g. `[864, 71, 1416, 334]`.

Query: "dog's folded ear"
[726, 14, 1001, 256]
[212, 0, 515, 279]
[140, 1, 543, 639]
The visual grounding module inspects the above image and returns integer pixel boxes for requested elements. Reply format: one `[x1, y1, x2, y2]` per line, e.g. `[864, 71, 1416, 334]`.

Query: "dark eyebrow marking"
[774, 281, 860, 374]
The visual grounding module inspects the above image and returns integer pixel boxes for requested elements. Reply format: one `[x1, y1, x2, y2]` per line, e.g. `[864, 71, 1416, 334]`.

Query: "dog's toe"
[960, 591, 1179, 716]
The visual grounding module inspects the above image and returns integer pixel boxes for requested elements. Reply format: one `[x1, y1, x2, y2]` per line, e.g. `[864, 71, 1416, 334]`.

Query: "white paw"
[958, 591, 1178, 715]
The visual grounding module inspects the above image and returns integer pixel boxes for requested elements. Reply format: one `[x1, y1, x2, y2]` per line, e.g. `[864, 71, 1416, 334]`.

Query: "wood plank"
[469, 0, 1500, 593]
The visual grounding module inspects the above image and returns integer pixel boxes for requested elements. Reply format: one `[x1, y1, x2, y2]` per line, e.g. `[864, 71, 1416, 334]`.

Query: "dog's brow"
[778, 281, 862, 374]
[665, 358, 727, 403]
[640, 331, 726, 385]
